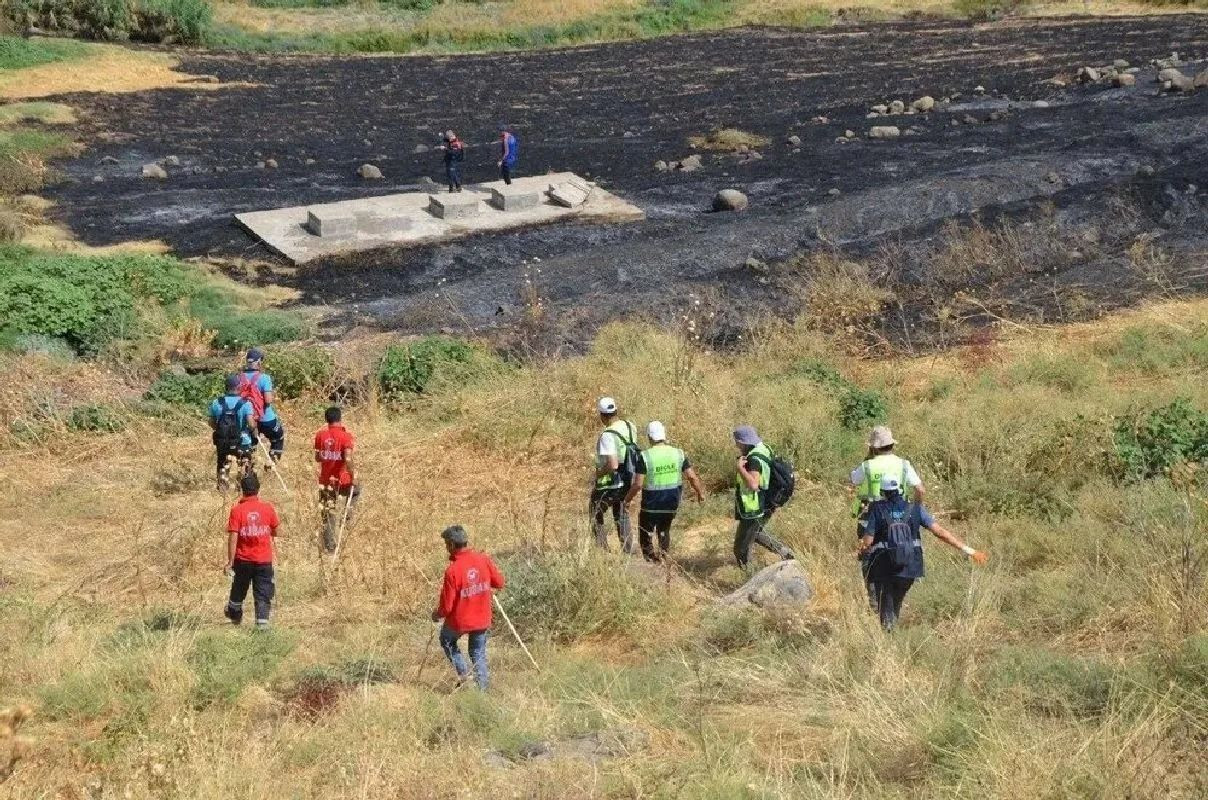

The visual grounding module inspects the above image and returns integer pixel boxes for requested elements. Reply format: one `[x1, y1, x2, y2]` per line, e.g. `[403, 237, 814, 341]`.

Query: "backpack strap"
[862, 459, 874, 498]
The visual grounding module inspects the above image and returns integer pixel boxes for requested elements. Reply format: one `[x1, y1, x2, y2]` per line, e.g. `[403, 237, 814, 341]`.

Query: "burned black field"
[46, 16, 1208, 346]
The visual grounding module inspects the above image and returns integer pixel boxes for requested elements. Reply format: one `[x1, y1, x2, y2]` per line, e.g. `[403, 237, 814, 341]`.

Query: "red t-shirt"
[313, 423, 355, 488]
[227, 496, 279, 564]
[437, 549, 506, 634]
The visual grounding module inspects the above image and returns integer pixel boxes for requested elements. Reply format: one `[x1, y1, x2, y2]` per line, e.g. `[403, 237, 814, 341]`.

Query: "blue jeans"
[440, 625, 489, 690]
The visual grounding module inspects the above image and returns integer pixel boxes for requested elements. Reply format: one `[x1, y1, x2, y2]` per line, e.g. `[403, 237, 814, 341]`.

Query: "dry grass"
[0, 102, 74, 127]
[688, 127, 770, 152]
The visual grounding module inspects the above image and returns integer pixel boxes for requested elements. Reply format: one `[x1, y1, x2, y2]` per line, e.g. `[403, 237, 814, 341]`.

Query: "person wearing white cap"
[591, 397, 638, 553]
[732, 425, 795, 568]
[858, 475, 987, 631]
[849, 425, 925, 607]
[623, 421, 705, 562]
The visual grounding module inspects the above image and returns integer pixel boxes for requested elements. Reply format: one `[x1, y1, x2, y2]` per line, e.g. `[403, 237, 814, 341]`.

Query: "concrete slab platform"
[235, 172, 642, 265]
[428, 193, 481, 220]
[489, 185, 541, 212]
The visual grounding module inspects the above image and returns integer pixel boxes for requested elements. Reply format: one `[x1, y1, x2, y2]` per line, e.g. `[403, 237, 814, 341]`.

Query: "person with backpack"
[497, 124, 519, 185]
[431, 524, 506, 690]
[849, 425, 926, 608]
[313, 406, 360, 554]
[440, 130, 465, 193]
[591, 396, 637, 553]
[624, 421, 705, 562]
[209, 374, 256, 490]
[224, 472, 281, 629]
[240, 348, 285, 462]
[859, 475, 987, 631]
[732, 425, 796, 569]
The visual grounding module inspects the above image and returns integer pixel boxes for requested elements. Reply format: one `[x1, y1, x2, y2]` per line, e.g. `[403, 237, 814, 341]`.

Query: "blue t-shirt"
[862, 497, 934, 580]
[241, 371, 276, 423]
[209, 394, 253, 447]
[502, 132, 518, 166]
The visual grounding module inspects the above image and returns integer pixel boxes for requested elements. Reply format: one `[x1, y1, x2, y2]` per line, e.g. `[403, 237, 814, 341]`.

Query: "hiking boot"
[224, 603, 243, 625]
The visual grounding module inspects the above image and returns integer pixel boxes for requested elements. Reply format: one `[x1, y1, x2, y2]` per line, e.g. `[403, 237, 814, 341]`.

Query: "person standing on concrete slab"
[732, 425, 795, 569]
[431, 524, 505, 690]
[441, 130, 464, 192]
[624, 421, 705, 562]
[591, 397, 638, 553]
[497, 124, 519, 185]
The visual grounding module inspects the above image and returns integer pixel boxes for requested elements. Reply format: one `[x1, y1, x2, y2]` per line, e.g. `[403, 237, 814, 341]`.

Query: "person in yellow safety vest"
[591, 396, 637, 553]
[849, 424, 925, 608]
[732, 425, 795, 569]
[623, 421, 705, 562]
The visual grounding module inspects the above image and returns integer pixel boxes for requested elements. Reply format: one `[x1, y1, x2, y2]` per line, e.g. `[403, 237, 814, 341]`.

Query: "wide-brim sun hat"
[868, 425, 895, 448]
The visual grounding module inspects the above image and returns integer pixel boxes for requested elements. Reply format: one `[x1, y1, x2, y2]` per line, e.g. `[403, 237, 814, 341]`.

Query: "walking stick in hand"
[258, 440, 289, 493]
[493, 595, 540, 672]
[330, 490, 354, 562]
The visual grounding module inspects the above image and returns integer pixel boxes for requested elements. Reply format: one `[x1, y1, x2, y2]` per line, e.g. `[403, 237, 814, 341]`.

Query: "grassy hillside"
[1, 290, 1205, 797]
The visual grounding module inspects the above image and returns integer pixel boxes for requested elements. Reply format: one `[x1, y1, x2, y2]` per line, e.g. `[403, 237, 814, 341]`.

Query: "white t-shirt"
[850, 459, 922, 488]
[596, 432, 618, 459]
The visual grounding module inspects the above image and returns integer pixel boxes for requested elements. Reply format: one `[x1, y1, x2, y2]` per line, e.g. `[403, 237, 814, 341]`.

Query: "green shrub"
[4, 0, 211, 44]
[837, 386, 887, 431]
[265, 346, 334, 399]
[0, 35, 88, 70]
[377, 335, 498, 397]
[1007, 354, 1094, 393]
[188, 629, 295, 708]
[381, 0, 442, 10]
[701, 608, 763, 654]
[200, 309, 311, 351]
[145, 370, 224, 408]
[986, 646, 1117, 718]
[1, 332, 75, 359]
[0, 203, 23, 243]
[496, 551, 655, 643]
[952, 0, 1030, 20]
[1112, 398, 1208, 481]
[136, 0, 213, 43]
[250, 0, 349, 7]
[68, 403, 126, 433]
[789, 358, 847, 392]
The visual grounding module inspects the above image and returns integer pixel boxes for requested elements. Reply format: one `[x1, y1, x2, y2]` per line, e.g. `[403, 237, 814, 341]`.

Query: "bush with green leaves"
[68, 403, 126, 433]
[377, 335, 499, 397]
[202, 309, 311, 351]
[986, 646, 1117, 718]
[188, 629, 295, 708]
[4, 0, 212, 44]
[837, 386, 888, 431]
[1112, 398, 1208, 481]
[145, 370, 224, 409]
[264, 346, 334, 399]
[0, 35, 88, 70]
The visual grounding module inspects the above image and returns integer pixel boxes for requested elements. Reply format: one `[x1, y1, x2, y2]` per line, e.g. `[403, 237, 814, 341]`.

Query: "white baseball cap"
[647, 420, 667, 442]
[597, 396, 618, 414]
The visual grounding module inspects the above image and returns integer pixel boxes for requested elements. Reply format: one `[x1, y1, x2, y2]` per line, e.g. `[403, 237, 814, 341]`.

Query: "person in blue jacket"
[209, 374, 256, 490]
[497, 124, 519, 185]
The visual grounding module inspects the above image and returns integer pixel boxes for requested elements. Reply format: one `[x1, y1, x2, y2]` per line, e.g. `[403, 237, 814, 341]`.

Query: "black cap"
[240, 472, 260, 496]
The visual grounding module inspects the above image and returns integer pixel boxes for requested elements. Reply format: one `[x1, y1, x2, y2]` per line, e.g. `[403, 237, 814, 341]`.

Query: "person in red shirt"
[431, 525, 505, 690]
[224, 472, 280, 629]
[313, 406, 360, 554]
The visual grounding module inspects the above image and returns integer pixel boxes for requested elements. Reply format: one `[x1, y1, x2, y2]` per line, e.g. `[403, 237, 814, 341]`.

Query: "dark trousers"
[214, 440, 250, 487]
[638, 510, 675, 562]
[733, 514, 793, 568]
[227, 560, 275, 624]
[320, 484, 362, 553]
[500, 163, 513, 185]
[590, 488, 633, 553]
[875, 577, 914, 631]
[446, 162, 462, 191]
[257, 417, 285, 459]
[861, 556, 879, 610]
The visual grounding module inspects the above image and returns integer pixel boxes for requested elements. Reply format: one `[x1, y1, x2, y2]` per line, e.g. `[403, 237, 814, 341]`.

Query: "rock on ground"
[1157, 67, 1185, 83]
[911, 95, 935, 112]
[548, 178, 591, 208]
[888, 99, 906, 114]
[358, 164, 383, 179]
[141, 163, 167, 179]
[712, 188, 748, 212]
[678, 154, 703, 172]
[1077, 66, 1101, 83]
[1195, 69, 1208, 89]
[720, 560, 813, 610]
[484, 727, 649, 768]
[868, 125, 901, 139]
[1168, 74, 1195, 92]
[1114, 73, 1136, 88]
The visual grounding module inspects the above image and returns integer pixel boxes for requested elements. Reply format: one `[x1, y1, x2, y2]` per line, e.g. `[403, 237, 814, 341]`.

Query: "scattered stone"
[358, 164, 383, 180]
[888, 99, 906, 114]
[786, 134, 802, 147]
[1168, 74, 1195, 93]
[1195, 69, 1208, 89]
[1113, 59, 1130, 70]
[720, 560, 813, 610]
[843, 129, 856, 139]
[810, 115, 829, 124]
[988, 110, 1004, 121]
[865, 112, 881, 119]
[678, 154, 703, 172]
[911, 95, 936, 112]
[161, 155, 180, 167]
[1045, 171, 1061, 184]
[827, 187, 841, 196]
[305, 158, 317, 165]
[1113, 73, 1136, 88]
[974, 84, 986, 94]
[962, 114, 979, 125]
[1077, 66, 1101, 83]
[1137, 164, 1155, 177]
[547, 178, 591, 208]
[744, 256, 767, 273]
[743, 151, 763, 162]
[1034, 100, 1051, 108]
[1157, 67, 1185, 84]
[413, 143, 430, 154]
[215, 165, 227, 173]
[518, 741, 553, 760]
[622, 130, 637, 138]
[255, 161, 266, 169]
[92, 175, 104, 183]
[868, 125, 900, 139]
[950, 118, 960, 126]
[265, 158, 278, 169]
[871, 103, 889, 114]
[141, 163, 167, 179]
[100, 155, 119, 165]
[712, 188, 749, 212]
[655, 160, 669, 172]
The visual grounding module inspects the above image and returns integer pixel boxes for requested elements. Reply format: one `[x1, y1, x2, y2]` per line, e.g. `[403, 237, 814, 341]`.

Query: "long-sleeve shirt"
[437, 548, 505, 633]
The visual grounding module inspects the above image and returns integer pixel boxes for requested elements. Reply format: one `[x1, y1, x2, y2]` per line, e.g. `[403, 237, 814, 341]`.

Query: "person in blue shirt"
[497, 124, 518, 185]
[859, 476, 988, 631]
[209, 374, 256, 490]
[240, 347, 285, 462]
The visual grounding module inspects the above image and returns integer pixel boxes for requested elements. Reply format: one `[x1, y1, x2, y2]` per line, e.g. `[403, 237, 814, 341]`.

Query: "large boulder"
[910, 95, 935, 112]
[1077, 66, 1101, 83]
[1195, 69, 1208, 89]
[358, 163, 383, 180]
[868, 125, 901, 139]
[141, 163, 167, 179]
[1168, 74, 1195, 93]
[1113, 73, 1136, 88]
[888, 99, 906, 114]
[712, 188, 748, 212]
[1157, 67, 1185, 84]
[720, 560, 813, 610]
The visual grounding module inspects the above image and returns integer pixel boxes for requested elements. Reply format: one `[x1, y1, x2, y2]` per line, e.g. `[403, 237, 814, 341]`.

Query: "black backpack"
[605, 422, 641, 489]
[749, 449, 796, 511]
[883, 504, 921, 570]
[215, 397, 247, 451]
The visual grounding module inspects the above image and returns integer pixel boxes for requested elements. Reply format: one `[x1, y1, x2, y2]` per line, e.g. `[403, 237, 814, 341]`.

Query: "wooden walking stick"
[415, 622, 440, 682]
[330, 490, 354, 562]
[493, 595, 540, 672]
[258, 439, 289, 493]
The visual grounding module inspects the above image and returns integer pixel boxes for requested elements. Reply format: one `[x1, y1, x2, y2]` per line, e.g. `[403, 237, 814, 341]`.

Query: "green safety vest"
[735, 442, 771, 519]
[642, 444, 685, 491]
[851, 453, 914, 516]
[595, 420, 637, 490]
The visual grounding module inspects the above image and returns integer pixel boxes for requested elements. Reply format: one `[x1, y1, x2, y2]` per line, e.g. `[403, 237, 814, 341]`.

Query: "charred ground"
[44, 16, 1208, 346]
